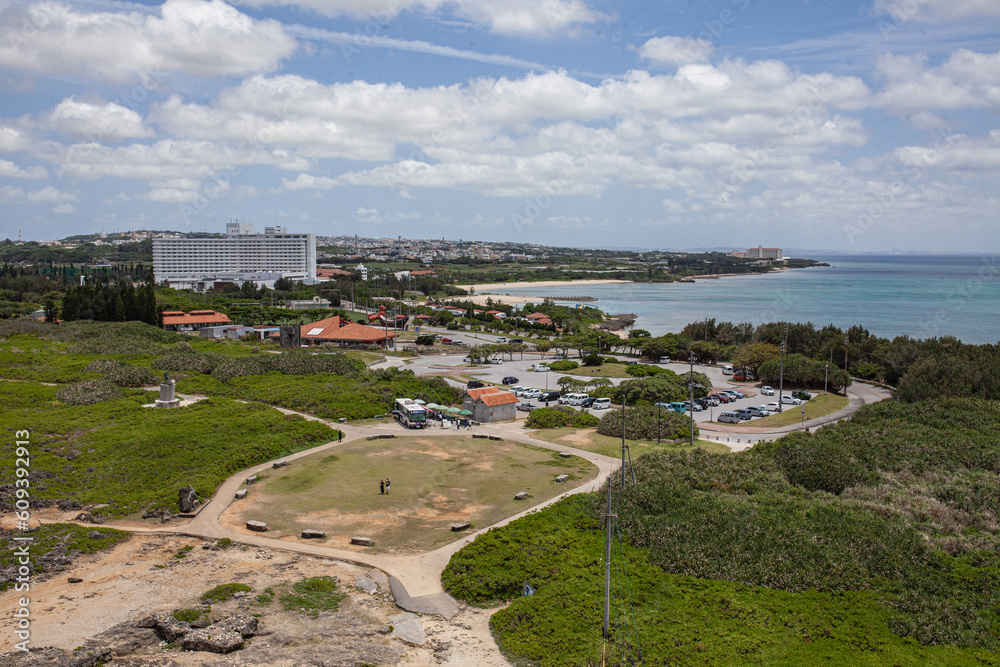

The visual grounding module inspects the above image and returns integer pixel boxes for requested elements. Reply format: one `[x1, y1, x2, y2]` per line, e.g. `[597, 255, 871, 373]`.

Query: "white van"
[592, 398, 611, 410]
[722, 364, 734, 375]
[718, 411, 741, 424]
[559, 392, 586, 405]
[659, 356, 670, 364]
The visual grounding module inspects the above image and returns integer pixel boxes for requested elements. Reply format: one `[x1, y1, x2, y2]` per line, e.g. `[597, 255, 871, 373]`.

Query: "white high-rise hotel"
[153, 223, 316, 289]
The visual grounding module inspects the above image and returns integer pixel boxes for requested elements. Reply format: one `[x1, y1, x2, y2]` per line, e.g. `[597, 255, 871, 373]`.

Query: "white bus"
[393, 398, 427, 429]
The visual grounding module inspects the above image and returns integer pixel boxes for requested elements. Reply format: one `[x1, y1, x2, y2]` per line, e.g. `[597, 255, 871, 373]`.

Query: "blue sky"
[0, 0, 998, 252]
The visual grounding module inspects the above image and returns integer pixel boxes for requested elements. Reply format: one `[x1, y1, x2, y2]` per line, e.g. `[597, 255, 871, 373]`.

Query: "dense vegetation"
[523, 406, 601, 429]
[443, 399, 1000, 665]
[596, 405, 696, 442]
[0, 524, 131, 591]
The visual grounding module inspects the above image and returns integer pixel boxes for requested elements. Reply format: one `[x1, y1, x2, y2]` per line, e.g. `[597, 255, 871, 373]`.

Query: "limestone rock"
[514, 491, 529, 500]
[178, 485, 199, 513]
[68, 647, 112, 667]
[272, 460, 288, 469]
[181, 627, 244, 654]
[245, 474, 258, 484]
[136, 612, 172, 629]
[301, 529, 325, 539]
[214, 614, 258, 638]
[389, 612, 425, 646]
[246, 520, 268, 532]
[450, 521, 470, 531]
[355, 576, 378, 595]
[154, 617, 191, 643]
[350, 536, 374, 546]
[555, 474, 569, 483]
[235, 488, 247, 500]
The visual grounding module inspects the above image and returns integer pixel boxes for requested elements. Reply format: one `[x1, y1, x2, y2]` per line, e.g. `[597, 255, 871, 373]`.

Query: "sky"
[0, 0, 998, 252]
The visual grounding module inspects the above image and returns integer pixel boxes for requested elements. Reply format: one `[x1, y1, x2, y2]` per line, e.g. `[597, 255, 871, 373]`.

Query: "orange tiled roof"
[317, 268, 353, 277]
[162, 310, 231, 326]
[525, 312, 549, 319]
[314, 321, 397, 342]
[466, 386, 502, 400]
[478, 392, 520, 406]
[300, 316, 344, 340]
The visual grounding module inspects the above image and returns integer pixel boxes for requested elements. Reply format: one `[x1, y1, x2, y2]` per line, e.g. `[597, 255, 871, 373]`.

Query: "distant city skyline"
[0, 0, 998, 252]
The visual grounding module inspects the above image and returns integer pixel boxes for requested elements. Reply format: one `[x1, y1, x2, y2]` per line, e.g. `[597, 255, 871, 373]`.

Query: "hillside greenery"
[443, 398, 1000, 665]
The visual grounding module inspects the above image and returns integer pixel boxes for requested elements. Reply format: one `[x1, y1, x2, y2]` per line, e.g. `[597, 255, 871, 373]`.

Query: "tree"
[43, 295, 59, 322]
[734, 341, 782, 375]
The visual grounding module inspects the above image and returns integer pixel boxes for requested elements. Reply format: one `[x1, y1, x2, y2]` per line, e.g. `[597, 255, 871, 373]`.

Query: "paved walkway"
[122, 406, 619, 618]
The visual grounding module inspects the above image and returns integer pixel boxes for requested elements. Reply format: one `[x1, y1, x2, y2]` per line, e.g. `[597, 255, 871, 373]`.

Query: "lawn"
[555, 363, 633, 379]
[724, 391, 848, 428]
[530, 428, 730, 458]
[225, 435, 597, 554]
[0, 381, 338, 518]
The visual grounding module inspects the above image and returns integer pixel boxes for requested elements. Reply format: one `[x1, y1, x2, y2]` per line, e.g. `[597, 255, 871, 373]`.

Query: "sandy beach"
[460, 279, 631, 306]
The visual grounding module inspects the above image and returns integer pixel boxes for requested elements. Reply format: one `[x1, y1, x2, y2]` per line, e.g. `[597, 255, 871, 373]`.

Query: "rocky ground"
[0, 534, 510, 667]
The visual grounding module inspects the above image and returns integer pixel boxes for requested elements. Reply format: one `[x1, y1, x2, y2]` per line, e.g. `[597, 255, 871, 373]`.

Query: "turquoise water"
[486, 255, 1000, 345]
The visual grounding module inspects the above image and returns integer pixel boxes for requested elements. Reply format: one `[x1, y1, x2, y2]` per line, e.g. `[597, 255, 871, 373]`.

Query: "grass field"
[723, 392, 848, 428]
[226, 435, 597, 553]
[530, 428, 730, 458]
[555, 363, 633, 379]
[0, 380, 337, 517]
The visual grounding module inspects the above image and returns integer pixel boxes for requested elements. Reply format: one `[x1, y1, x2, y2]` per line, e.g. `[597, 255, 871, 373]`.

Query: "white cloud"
[52, 203, 75, 214]
[0, 159, 46, 179]
[895, 131, 1000, 171]
[0, 184, 76, 203]
[46, 98, 153, 141]
[0, 124, 32, 152]
[635, 36, 715, 67]
[282, 173, 338, 190]
[874, 0, 1000, 24]
[238, 0, 610, 36]
[0, 0, 297, 84]
[875, 50, 1000, 113]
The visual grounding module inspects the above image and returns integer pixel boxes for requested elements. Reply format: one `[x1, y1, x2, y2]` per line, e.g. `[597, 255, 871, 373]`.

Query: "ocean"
[483, 255, 1000, 345]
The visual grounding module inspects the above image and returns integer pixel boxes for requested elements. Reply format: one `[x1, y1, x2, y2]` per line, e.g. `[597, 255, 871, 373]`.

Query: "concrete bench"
[555, 474, 569, 483]
[246, 520, 268, 532]
[301, 529, 325, 539]
[272, 460, 288, 469]
[351, 536, 374, 547]
[245, 474, 258, 485]
[450, 522, 470, 531]
[235, 489, 247, 500]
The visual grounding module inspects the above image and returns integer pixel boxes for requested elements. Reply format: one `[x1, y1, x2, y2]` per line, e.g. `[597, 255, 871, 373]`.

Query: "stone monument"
[155, 371, 180, 408]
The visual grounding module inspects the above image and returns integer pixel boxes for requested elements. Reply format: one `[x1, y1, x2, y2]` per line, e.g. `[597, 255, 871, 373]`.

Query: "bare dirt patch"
[0, 533, 511, 667]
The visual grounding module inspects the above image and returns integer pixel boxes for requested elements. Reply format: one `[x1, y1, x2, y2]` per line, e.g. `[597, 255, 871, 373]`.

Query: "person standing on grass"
[386, 478, 391, 494]
[380, 479, 385, 495]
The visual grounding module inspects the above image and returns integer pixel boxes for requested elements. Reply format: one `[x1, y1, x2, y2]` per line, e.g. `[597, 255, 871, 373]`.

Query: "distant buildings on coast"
[726, 246, 783, 261]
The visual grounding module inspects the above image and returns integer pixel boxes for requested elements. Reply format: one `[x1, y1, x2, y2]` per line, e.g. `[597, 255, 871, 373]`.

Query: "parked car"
[757, 404, 776, 414]
[659, 356, 670, 364]
[669, 402, 686, 412]
[681, 401, 703, 412]
[539, 391, 561, 403]
[534, 364, 550, 372]
[760, 385, 775, 396]
[509, 338, 524, 344]
[496, 337, 508, 343]
[592, 397, 611, 410]
[747, 406, 769, 417]
[466, 380, 484, 389]
[441, 338, 452, 343]
[764, 402, 781, 412]
[517, 402, 537, 412]
[702, 396, 719, 407]
[523, 388, 542, 399]
[718, 412, 741, 424]
[502, 376, 520, 385]
[781, 395, 802, 405]
[462, 356, 474, 363]
[734, 408, 753, 420]
[694, 398, 710, 409]
[733, 373, 754, 382]
[792, 390, 812, 401]
[580, 397, 597, 408]
[560, 393, 588, 405]
[712, 393, 732, 404]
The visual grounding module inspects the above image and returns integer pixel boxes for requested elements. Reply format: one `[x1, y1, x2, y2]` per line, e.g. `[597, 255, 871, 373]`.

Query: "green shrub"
[524, 406, 600, 429]
[201, 583, 254, 603]
[280, 577, 345, 618]
[56, 378, 121, 405]
[596, 405, 694, 441]
[546, 360, 579, 371]
[625, 363, 664, 377]
[581, 353, 602, 366]
[173, 608, 209, 623]
[84, 359, 158, 388]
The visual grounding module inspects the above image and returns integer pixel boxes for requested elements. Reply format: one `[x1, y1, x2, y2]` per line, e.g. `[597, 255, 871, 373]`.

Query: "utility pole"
[844, 332, 849, 375]
[824, 363, 829, 394]
[778, 324, 788, 413]
[688, 351, 697, 447]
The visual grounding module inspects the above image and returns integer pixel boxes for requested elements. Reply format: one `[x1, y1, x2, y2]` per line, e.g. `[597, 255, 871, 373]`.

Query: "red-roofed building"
[300, 316, 397, 349]
[410, 270, 436, 276]
[162, 310, 232, 331]
[524, 312, 553, 326]
[317, 268, 354, 278]
[463, 386, 520, 422]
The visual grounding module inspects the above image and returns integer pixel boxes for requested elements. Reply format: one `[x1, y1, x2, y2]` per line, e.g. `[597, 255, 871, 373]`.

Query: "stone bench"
[471, 434, 488, 439]
[555, 475, 569, 483]
[246, 520, 268, 532]
[301, 529, 325, 539]
[559, 452, 572, 458]
[272, 460, 288, 469]
[514, 491, 529, 500]
[234, 489, 247, 500]
[488, 435, 502, 441]
[245, 474, 258, 485]
[351, 536, 374, 547]
[450, 521, 470, 532]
